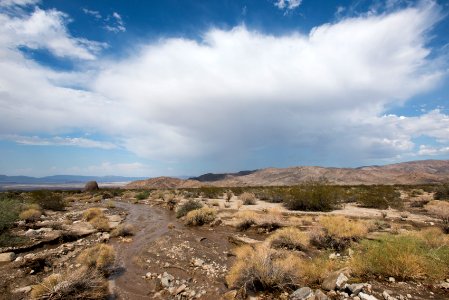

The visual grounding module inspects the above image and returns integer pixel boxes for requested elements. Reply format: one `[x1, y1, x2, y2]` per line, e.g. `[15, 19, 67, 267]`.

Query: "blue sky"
[0, 0, 448, 177]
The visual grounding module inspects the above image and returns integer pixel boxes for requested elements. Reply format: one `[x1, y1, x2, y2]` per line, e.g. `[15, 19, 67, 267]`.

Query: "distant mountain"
[0, 175, 146, 184]
[126, 159, 449, 189]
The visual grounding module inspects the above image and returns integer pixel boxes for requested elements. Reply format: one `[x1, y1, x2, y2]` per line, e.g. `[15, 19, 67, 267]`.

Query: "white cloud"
[0, 2, 448, 172]
[418, 145, 449, 156]
[2, 135, 118, 149]
[0, 8, 106, 60]
[82, 8, 101, 19]
[104, 11, 126, 33]
[274, 0, 302, 11]
[0, 0, 39, 7]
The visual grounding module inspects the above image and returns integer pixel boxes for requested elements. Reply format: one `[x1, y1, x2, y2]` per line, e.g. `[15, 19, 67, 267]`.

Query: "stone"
[222, 290, 237, 300]
[389, 277, 395, 283]
[359, 292, 378, 300]
[315, 289, 330, 300]
[84, 181, 99, 191]
[290, 287, 314, 300]
[160, 272, 174, 288]
[346, 283, 365, 295]
[437, 281, 449, 289]
[145, 272, 152, 278]
[228, 234, 260, 246]
[321, 271, 348, 291]
[176, 284, 187, 294]
[0, 252, 15, 262]
[12, 286, 32, 294]
[193, 258, 204, 267]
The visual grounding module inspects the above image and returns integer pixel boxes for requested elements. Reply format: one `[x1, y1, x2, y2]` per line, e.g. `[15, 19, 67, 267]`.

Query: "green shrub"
[0, 198, 20, 232]
[176, 199, 203, 218]
[353, 185, 402, 209]
[30, 190, 65, 211]
[135, 190, 150, 200]
[283, 184, 341, 212]
[434, 184, 449, 200]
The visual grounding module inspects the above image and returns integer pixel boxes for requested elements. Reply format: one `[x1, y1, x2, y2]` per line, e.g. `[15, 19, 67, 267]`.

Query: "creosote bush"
[434, 183, 449, 200]
[30, 190, 65, 211]
[185, 207, 217, 226]
[135, 190, 150, 200]
[240, 192, 257, 205]
[283, 184, 341, 212]
[77, 243, 115, 274]
[30, 267, 108, 300]
[353, 185, 402, 209]
[176, 199, 203, 218]
[267, 227, 309, 251]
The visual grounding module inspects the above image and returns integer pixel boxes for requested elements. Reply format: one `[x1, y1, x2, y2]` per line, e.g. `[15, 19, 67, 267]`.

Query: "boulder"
[315, 289, 330, 300]
[290, 287, 314, 300]
[0, 252, 15, 262]
[321, 271, 348, 291]
[84, 181, 99, 192]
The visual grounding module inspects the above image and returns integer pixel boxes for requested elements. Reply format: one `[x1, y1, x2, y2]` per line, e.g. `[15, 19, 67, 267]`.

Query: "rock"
[176, 284, 187, 294]
[0, 252, 15, 262]
[98, 232, 110, 242]
[222, 290, 237, 300]
[321, 271, 348, 291]
[210, 218, 222, 227]
[315, 289, 330, 300]
[406, 294, 412, 299]
[64, 221, 96, 236]
[160, 272, 174, 288]
[437, 281, 449, 289]
[359, 292, 378, 300]
[25, 229, 38, 237]
[193, 258, 204, 267]
[389, 277, 395, 283]
[12, 286, 32, 294]
[107, 215, 122, 229]
[84, 181, 99, 191]
[145, 272, 152, 278]
[290, 287, 314, 300]
[228, 234, 260, 246]
[346, 283, 365, 295]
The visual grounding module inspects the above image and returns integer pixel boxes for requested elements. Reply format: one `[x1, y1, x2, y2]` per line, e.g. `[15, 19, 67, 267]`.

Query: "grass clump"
[19, 208, 41, 222]
[111, 223, 135, 237]
[83, 208, 110, 232]
[77, 243, 115, 273]
[235, 211, 259, 231]
[83, 208, 103, 221]
[30, 267, 108, 300]
[176, 199, 203, 218]
[226, 244, 301, 293]
[311, 215, 368, 251]
[185, 207, 217, 226]
[352, 231, 449, 281]
[284, 184, 341, 212]
[30, 190, 65, 211]
[267, 227, 309, 251]
[240, 192, 257, 205]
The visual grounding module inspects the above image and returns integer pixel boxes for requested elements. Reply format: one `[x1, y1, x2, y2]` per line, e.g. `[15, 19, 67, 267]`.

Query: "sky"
[0, 0, 449, 177]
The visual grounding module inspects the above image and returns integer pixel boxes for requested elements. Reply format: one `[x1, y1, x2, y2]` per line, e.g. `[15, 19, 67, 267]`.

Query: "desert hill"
[126, 159, 449, 189]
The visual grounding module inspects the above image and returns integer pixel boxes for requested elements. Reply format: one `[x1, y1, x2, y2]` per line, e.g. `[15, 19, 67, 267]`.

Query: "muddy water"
[110, 201, 177, 299]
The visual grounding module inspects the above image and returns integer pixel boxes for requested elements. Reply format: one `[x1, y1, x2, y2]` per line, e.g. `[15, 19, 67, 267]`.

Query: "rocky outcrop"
[83, 181, 99, 191]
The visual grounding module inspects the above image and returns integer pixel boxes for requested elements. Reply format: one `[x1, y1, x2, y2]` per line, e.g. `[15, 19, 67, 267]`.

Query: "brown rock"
[84, 181, 99, 191]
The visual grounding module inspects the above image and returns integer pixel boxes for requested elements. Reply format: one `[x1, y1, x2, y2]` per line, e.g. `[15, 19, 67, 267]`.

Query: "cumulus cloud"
[0, 1, 448, 173]
[0, 0, 39, 7]
[82, 8, 101, 19]
[104, 11, 126, 33]
[418, 145, 449, 156]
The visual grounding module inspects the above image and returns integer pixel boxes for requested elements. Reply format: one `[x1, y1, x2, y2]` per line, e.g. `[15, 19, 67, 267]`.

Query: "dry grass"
[19, 208, 41, 222]
[83, 208, 103, 221]
[267, 227, 309, 251]
[426, 200, 449, 223]
[89, 215, 110, 232]
[240, 192, 257, 205]
[185, 207, 217, 226]
[235, 211, 259, 231]
[210, 199, 220, 207]
[226, 244, 301, 292]
[30, 267, 108, 299]
[77, 244, 115, 273]
[111, 223, 135, 237]
[311, 216, 368, 250]
[258, 208, 283, 231]
[105, 200, 116, 208]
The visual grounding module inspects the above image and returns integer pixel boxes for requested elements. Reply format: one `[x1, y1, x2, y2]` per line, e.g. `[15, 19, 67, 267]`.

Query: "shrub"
[426, 200, 449, 224]
[226, 244, 301, 293]
[311, 216, 368, 251]
[185, 207, 217, 226]
[135, 190, 150, 200]
[240, 192, 257, 205]
[226, 190, 233, 201]
[30, 190, 65, 211]
[284, 184, 341, 212]
[30, 267, 107, 299]
[434, 184, 449, 200]
[267, 227, 309, 251]
[77, 244, 115, 273]
[19, 208, 41, 222]
[89, 216, 110, 232]
[354, 186, 402, 209]
[235, 211, 259, 231]
[176, 199, 203, 218]
[105, 200, 116, 208]
[257, 208, 283, 232]
[0, 198, 20, 232]
[111, 223, 135, 237]
[210, 199, 220, 207]
[83, 208, 103, 221]
[352, 232, 449, 281]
